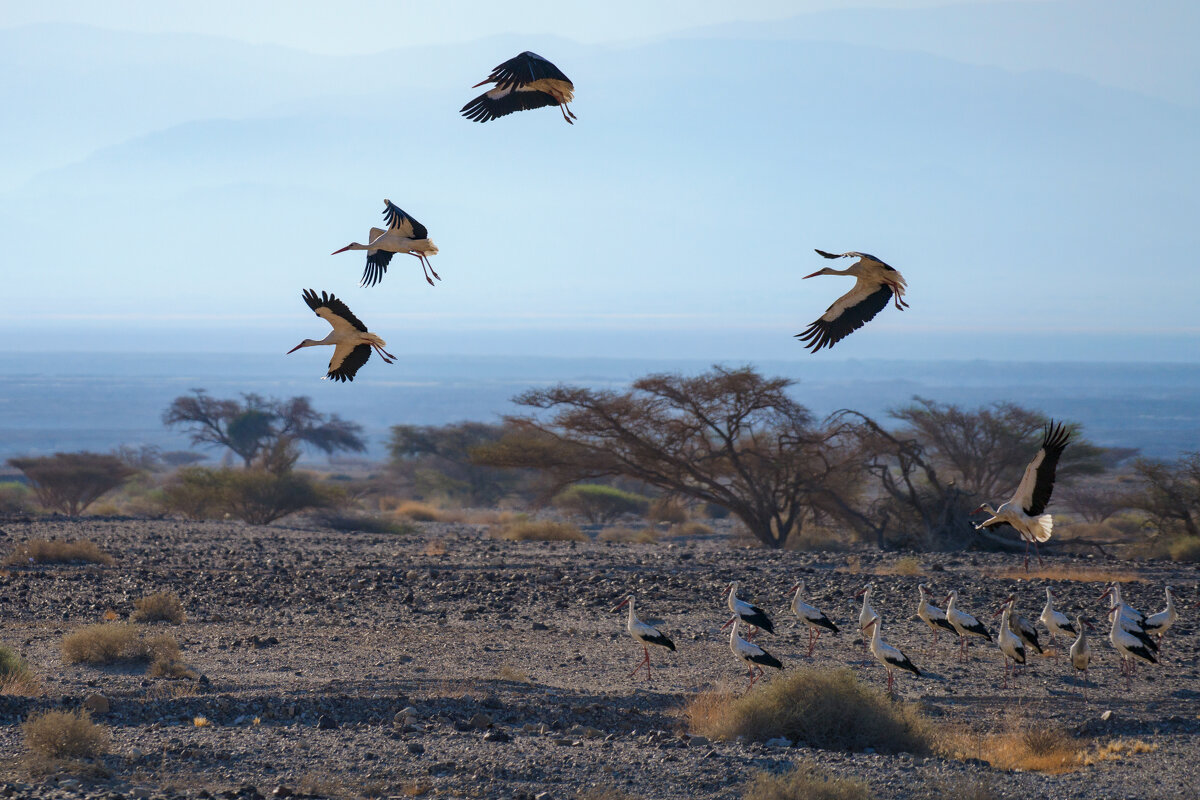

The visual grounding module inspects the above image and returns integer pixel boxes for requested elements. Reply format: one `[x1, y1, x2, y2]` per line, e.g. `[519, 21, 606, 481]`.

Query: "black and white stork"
[1038, 588, 1077, 657]
[461, 51, 576, 124]
[861, 618, 920, 696]
[996, 594, 1043, 657]
[944, 590, 992, 662]
[788, 579, 839, 656]
[287, 289, 395, 382]
[996, 601, 1027, 689]
[916, 584, 957, 652]
[795, 250, 909, 352]
[854, 583, 880, 653]
[973, 421, 1072, 571]
[721, 581, 776, 637]
[611, 594, 675, 682]
[728, 617, 783, 688]
[332, 200, 440, 288]
[1068, 615, 1092, 700]
[1143, 586, 1179, 658]
[1107, 604, 1157, 689]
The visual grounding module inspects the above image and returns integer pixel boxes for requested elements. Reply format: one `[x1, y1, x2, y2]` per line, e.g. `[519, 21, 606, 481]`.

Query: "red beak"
[331, 244, 354, 255]
[286, 343, 305, 354]
[802, 270, 824, 279]
[971, 505, 987, 515]
[611, 597, 630, 613]
[788, 584, 800, 595]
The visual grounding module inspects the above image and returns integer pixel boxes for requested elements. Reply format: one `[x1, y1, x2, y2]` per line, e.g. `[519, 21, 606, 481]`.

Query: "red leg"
[1023, 540, 1031, 573]
[1033, 539, 1044, 567]
[887, 668, 894, 695]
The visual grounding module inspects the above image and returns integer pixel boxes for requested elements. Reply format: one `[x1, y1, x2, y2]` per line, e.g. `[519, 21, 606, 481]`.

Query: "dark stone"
[316, 714, 338, 730]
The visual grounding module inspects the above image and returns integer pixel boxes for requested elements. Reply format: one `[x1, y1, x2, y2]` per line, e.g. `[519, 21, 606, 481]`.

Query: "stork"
[461, 51, 576, 124]
[721, 582, 775, 638]
[973, 421, 1071, 571]
[1107, 605, 1157, 689]
[332, 199, 440, 287]
[1100, 583, 1149, 633]
[795, 250, 909, 352]
[1142, 586, 1179, 658]
[916, 584, 957, 652]
[611, 594, 675, 682]
[727, 617, 783, 688]
[997, 594, 1043, 658]
[1038, 588, 1077, 658]
[287, 289, 395, 382]
[788, 580, 839, 656]
[945, 590, 992, 662]
[861, 618, 920, 696]
[996, 601, 1026, 689]
[854, 583, 880, 652]
[1069, 615, 1092, 701]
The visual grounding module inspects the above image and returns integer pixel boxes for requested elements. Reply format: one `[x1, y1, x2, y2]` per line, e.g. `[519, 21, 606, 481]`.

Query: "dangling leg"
[559, 104, 574, 124]
[421, 253, 440, 282]
[1023, 540, 1031, 573]
[1033, 538, 1044, 567]
[407, 252, 436, 286]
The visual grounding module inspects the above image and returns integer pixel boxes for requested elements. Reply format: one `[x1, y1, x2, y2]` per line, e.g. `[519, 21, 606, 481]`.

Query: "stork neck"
[626, 597, 637, 626]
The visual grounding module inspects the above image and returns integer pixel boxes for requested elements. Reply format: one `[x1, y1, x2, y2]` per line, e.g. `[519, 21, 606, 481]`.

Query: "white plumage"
[945, 590, 992, 662]
[862, 617, 920, 695]
[796, 250, 909, 352]
[1038, 587, 1077, 656]
[789, 579, 839, 656]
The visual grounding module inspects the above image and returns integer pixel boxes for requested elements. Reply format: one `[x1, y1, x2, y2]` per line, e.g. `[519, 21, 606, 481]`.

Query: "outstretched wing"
[382, 200, 428, 239]
[795, 280, 892, 352]
[1012, 421, 1071, 515]
[302, 289, 368, 334]
[481, 51, 572, 89]
[461, 86, 559, 122]
[814, 249, 897, 272]
[327, 343, 371, 383]
[362, 252, 394, 288]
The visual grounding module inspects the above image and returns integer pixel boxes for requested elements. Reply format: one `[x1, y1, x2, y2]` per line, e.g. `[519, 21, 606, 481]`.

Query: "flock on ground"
[615, 579, 1182, 698]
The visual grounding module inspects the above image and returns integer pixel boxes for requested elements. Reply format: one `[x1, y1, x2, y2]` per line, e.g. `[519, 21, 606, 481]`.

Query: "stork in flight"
[461, 51, 576, 124]
[332, 200, 440, 288]
[611, 594, 675, 682]
[287, 289, 395, 382]
[795, 250, 909, 352]
[973, 421, 1072, 571]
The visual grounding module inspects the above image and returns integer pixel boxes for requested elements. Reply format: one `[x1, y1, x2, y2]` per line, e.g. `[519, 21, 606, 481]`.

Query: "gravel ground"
[0, 517, 1197, 800]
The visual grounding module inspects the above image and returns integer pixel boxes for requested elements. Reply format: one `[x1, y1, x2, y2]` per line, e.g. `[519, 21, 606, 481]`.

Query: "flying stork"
[721, 581, 776, 638]
[973, 421, 1072, 571]
[287, 289, 395, 382]
[611, 594, 675, 682]
[788, 579, 839, 656]
[795, 250, 909, 352]
[332, 200, 440, 288]
[727, 617, 783, 688]
[461, 51, 576, 124]
[945, 590, 993, 662]
[1038, 588, 1077, 657]
[861, 617, 920, 696]
[996, 601, 1027, 689]
[1069, 615, 1092, 701]
[916, 584, 957, 652]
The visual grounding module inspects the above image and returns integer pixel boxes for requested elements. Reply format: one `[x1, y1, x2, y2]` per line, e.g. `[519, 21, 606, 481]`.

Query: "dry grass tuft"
[489, 519, 587, 542]
[647, 497, 689, 525]
[667, 521, 714, 537]
[742, 761, 871, 800]
[193, 716, 211, 727]
[598, 526, 658, 544]
[422, 538, 448, 557]
[1084, 738, 1158, 764]
[684, 668, 933, 754]
[145, 635, 197, 680]
[61, 625, 189, 675]
[496, 665, 530, 683]
[131, 591, 186, 624]
[877, 556, 923, 576]
[392, 501, 446, 522]
[23, 709, 109, 760]
[937, 720, 1083, 774]
[3, 539, 114, 566]
[984, 566, 1140, 582]
[0, 645, 41, 696]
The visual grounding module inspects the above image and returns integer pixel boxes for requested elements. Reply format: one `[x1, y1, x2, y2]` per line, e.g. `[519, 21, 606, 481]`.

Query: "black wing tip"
[1042, 419, 1072, 451]
[814, 249, 841, 259]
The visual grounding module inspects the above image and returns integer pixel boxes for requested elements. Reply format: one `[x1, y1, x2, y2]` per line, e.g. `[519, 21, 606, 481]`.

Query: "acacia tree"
[8, 453, 137, 515]
[1128, 452, 1200, 538]
[389, 422, 527, 505]
[473, 366, 864, 548]
[163, 391, 366, 471]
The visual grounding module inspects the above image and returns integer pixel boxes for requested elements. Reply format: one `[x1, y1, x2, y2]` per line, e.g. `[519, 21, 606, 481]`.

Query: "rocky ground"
[0, 517, 1197, 800]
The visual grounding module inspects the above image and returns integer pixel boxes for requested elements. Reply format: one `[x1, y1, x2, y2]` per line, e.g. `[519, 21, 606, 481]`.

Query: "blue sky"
[2, 0, 1197, 362]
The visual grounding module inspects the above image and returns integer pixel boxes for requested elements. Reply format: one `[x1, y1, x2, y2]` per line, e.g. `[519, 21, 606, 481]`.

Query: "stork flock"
[615, 579, 1182, 698]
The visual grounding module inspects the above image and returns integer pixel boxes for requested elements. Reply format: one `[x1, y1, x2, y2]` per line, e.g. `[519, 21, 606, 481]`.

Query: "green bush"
[0, 482, 33, 514]
[160, 468, 342, 525]
[552, 484, 650, 524]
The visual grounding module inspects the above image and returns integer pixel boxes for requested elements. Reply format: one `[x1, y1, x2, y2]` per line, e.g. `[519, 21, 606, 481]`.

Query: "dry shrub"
[878, 556, 923, 576]
[598, 526, 658, 544]
[314, 509, 414, 535]
[61, 625, 187, 672]
[684, 669, 933, 754]
[423, 538, 448, 556]
[0, 645, 40, 696]
[489, 519, 586, 542]
[23, 709, 109, 760]
[193, 716, 211, 727]
[742, 761, 871, 800]
[496, 665, 529, 683]
[667, 521, 714, 537]
[937, 720, 1083, 774]
[647, 497, 689, 524]
[1084, 738, 1158, 765]
[3, 539, 113, 566]
[1167, 536, 1200, 562]
[985, 566, 1139, 582]
[132, 591, 186, 624]
[393, 501, 444, 522]
[145, 635, 196, 679]
[0, 481, 34, 514]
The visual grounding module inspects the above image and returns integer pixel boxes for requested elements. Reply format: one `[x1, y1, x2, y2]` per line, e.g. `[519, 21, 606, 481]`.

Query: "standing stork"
[1142, 586, 1179, 659]
[287, 289, 395, 382]
[1069, 615, 1092, 701]
[861, 618, 920, 696]
[917, 584, 957, 652]
[945, 590, 992, 662]
[721, 582, 776, 638]
[1107, 605, 1157, 689]
[996, 601, 1027, 689]
[461, 51, 576, 124]
[727, 617, 783, 688]
[788, 580, 839, 656]
[1038, 588, 1077, 658]
[973, 421, 1071, 571]
[997, 594, 1043, 657]
[611, 594, 675, 682]
[854, 583, 880, 652]
[332, 199, 440, 287]
[795, 250, 909, 352]
[1100, 583, 1149, 632]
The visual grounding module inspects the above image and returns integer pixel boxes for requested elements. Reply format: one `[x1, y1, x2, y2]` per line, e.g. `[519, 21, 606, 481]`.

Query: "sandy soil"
[0, 517, 1197, 800]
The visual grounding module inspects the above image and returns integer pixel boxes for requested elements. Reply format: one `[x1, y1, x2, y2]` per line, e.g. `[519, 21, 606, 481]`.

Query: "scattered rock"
[316, 714, 339, 730]
[469, 712, 493, 730]
[407, 742, 425, 755]
[83, 693, 110, 714]
[483, 729, 511, 742]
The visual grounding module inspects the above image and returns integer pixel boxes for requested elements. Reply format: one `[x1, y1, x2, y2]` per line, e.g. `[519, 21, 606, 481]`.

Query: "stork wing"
[1012, 421, 1071, 515]
[461, 86, 559, 122]
[302, 289, 368, 334]
[382, 200, 428, 239]
[814, 249, 896, 271]
[795, 280, 892, 352]
[327, 342, 371, 383]
[362, 253, 394, 288]
[481, 51, 572, 89]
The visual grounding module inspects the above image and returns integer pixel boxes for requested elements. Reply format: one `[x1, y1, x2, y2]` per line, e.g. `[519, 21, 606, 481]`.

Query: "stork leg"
[1032, 538, 1045, 567]
[807, 627, 817, 657]
[1023, 540, 1031, 573]
[1081, 667, 1088, 702]
[559, 104, 575, 124]
[407, 252, 438, 286]
[886, 667, 895, 696]
[629, 644, 652, 681]
[421, 254, 441, 282]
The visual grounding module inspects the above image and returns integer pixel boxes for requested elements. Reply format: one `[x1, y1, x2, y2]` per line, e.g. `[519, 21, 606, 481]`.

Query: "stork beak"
[788, 583, 800, 595]
[721, 616, 736, 630]
[853, 587, 866, 598]
[860, 620, 875, 633]
[992, 606, 1005, 618]
[943, 595, 952, 605]
[471, 79, 491, 88]
[611, 597, 630, 613]
[802, 270, 824, 279]
[970, 504, 987, 515]
[331, 244, 354, 255]
[286, 342, 306, 354]
[1097, 588, 1112, 601]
